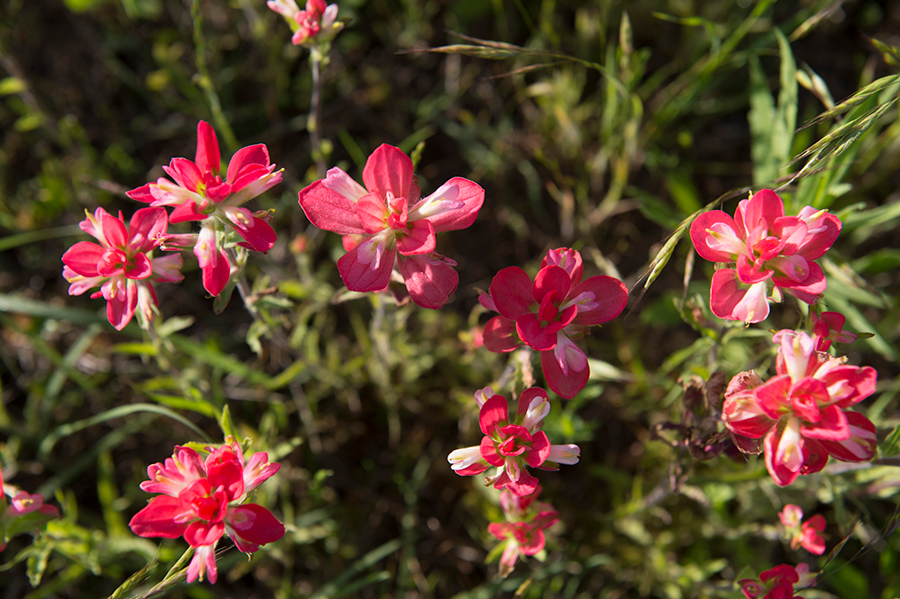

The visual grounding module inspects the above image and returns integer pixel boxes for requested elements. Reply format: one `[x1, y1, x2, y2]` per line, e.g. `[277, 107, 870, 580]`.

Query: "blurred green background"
[2, 0, 900, 597]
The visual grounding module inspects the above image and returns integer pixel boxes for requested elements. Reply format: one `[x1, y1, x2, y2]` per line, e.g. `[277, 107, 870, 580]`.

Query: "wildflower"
[480, 248, 628, 398]
[690, 189, 841, 323]
[739, 563, 815, 599]
[127, 121, 282, 296]
[723, 329, 877, 486]
[268, 0, 342, 46]
[448, 387, 580, 496]
[778, 504, 826, 555]
[0, 467, 59, 552]
[129, 443, 284, 584]
[62, 207, 183, 330]
[298, 144, 484, 308]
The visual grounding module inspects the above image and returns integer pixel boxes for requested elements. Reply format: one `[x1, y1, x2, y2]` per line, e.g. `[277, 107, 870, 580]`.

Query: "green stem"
[308, 47, 326, 176]
[192, 0, 238, 154]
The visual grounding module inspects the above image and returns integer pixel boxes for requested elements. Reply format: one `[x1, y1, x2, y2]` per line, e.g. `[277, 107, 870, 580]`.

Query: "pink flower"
[448, 387, 580, 496]
[127, 121, 282, 296]
[287, 0, 341, 46]
[690, 189, 841, 323]
[739, 564, 815, 599]
[298, 144, 485, 309]
[487, 485, 559, 578]
[488, 511, 559, 578]
[62, 207, 183, 330]
[810, 311, 856, 352]
[129, 444, 284, 584]
[1, 468, 59, 552]
[723, 330, 878, 486]
[778, 505, 826, 555]
[480, 248, 628, 399]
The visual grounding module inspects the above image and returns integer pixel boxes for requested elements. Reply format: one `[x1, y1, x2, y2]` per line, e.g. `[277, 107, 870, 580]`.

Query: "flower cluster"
[1, 467, 59, 552]
[267, 0, 342, 46]
[690, 189, 841, 323]
[299, 144, 485, 308]
[488, 486, 558, 578]
[129, 444, 285, 584]
[778, 504, 825, 555]
[448, 387, 580, 496]
[723, 328, 877, 486]
[127, 121, 282, 297]
[740, 564, 815, 599]
[480, 248, 628, 398]
[62, 207, 183, 330]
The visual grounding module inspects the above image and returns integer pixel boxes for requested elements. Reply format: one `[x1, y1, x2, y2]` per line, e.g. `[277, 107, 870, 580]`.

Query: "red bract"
[778, 505, 826, 555]
[810, 311, 856, 352]
[448, 387, 580, 496]
[690, 189, 841, 323]
[740, 564, 815, 599]
[62, 207, 183, 330]
[487, 486, 559, 578]
[723, 330, 878, 486]
[127, 121, 282, 296]
[298, 144, 485, 308]
[129, 444, 284, 584]
[480, 248, 628, 398]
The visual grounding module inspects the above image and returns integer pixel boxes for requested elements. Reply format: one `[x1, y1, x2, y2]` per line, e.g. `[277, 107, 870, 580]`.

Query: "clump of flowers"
[690, 189, 841, 323]
[298, 143, 485, 309]
[488, 486, 559, 578]
[127, 121, 282, 297]
[129, 443, 284, 584]
[62, 207, 184, 330]
[267, 0, 343, 46]
[1, 467, 59, 552]
[740, 563, 816, 599]
[479, 248, 628, 398]
[448, 387, 580, 496]
[722, 329, 877, 486]
[778, 504, 826, 555]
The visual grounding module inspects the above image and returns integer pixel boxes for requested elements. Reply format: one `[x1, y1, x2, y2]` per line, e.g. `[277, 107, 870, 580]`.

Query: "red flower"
[779, 504, 826, 555]
[480, 248, 627, 398]
[298, 144, 484, 308]
[690, 189, 840, 323]
[129, 444, 284, 584]
[127, 121, 281, 296]
[448, 387, 579, 496]
[62, 207, 183, 330]
[723, 330, 877, 486]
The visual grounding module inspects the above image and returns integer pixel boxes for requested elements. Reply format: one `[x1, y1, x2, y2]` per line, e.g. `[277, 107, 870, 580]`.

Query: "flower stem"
[192, 0, 239, 154]
[308, 47, 326, 176]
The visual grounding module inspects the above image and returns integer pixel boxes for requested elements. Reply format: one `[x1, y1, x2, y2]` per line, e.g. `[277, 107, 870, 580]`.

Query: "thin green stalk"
[309, 47, 326, 176]
[192, 0, 238, 154]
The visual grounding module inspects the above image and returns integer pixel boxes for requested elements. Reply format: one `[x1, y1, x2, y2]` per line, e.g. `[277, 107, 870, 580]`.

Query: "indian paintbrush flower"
[723, 329, 877, 486]
[448, 387, 580, 496]
[778, 504, 826, 555]
[480, 248, 628, 399]
[129, 443, 284, 584]
[62, 207, 183, 330]
[126, 121, 282, 296]
[690, 189, 841, 323]
[298, 143, 485, 309]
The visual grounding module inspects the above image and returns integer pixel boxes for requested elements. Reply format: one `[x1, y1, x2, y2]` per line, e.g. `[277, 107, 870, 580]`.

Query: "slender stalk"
[308, 47, 326, 176]
[192, 0, 238, 154]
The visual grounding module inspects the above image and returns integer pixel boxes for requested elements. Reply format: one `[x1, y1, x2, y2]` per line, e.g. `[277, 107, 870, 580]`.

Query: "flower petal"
[570, 275, 628, 325]
[490, 267, 537, 320]
[128, 495, 190, 539]
[415, 177, 485, 232]
[362, 144, 413, 200]
[298, 179, 367, 235]
[396, 252, 458, 309]
[483, 316, 521, 353]
[336, 237, 395, 292]
[541, 342, 589, 399]
[195, 121, 221, 176]
[397, 219, 436, 255]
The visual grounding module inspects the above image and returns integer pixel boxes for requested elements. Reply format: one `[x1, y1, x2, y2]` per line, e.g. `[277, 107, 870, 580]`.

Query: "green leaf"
[0, 77, 26, 96]
[880, 423, 900, 457]
[39, 403, 212, 458]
